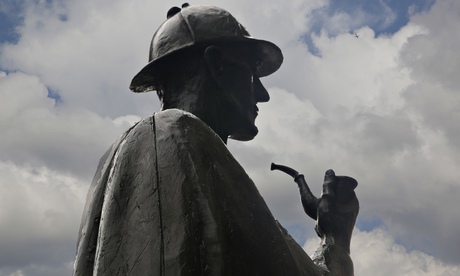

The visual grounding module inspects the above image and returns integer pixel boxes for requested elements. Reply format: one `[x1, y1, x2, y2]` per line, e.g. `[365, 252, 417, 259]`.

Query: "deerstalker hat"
[130, 5, 283, 93]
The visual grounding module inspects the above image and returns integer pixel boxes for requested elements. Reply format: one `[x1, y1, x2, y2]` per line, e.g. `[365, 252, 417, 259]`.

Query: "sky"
[0, 0, 459, 275]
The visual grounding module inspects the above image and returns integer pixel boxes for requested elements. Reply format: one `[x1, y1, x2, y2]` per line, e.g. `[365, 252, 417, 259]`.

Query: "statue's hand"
[320, 169, 358, 210]
[316, 170, 359, 242]
[312, 170, 359, 275]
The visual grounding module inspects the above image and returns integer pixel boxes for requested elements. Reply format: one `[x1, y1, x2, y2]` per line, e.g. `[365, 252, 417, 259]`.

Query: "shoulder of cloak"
[75, 108, 228, 250]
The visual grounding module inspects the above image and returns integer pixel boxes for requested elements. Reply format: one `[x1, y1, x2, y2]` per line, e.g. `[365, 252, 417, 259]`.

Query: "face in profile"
[219, 55, 270, 141]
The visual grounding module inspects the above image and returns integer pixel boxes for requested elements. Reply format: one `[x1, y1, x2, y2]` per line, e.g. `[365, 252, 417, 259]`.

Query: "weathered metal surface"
[74, 110, 321, 275]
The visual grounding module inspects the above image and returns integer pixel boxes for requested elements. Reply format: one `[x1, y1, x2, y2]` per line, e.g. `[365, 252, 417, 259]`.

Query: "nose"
[254, 77, 270, 102]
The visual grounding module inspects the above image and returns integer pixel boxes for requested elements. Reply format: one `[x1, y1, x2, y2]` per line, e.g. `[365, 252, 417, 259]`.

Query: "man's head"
[130, 5, 283, 143]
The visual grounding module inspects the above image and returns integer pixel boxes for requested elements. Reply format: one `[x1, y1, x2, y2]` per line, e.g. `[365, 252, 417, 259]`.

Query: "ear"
[204, 46, 225, 86]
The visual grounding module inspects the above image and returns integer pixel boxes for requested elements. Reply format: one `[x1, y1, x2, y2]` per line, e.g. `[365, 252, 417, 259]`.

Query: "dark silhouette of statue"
[73, 4, 358, 276]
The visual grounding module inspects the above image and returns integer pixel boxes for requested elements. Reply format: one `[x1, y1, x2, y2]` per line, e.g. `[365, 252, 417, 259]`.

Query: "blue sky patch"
[304, 0, 435, 55]
[356, 217, 385, 232]
[47, 88, 62, 105]
[285, 223, 310, 246]
[0, 1, 24, 44]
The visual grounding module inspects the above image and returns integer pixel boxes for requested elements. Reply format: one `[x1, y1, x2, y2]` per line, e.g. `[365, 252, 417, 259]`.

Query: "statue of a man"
[73, 4, 323, 276]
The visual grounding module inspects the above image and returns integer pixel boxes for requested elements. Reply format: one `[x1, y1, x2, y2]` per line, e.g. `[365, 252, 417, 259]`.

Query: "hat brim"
[129, 38, 283, 93]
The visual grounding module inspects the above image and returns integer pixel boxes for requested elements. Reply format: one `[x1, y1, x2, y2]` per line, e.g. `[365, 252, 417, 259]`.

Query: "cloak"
[73, 109, 320, 275]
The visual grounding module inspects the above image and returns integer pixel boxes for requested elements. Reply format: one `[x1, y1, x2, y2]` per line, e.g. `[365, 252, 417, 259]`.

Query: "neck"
[161, 88, 230, 144]
[199, 102, 229, 144]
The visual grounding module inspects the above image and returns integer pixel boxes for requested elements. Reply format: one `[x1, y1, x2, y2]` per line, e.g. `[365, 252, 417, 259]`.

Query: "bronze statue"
[73, 4, 358, 276]
[272, 163, 359, 276]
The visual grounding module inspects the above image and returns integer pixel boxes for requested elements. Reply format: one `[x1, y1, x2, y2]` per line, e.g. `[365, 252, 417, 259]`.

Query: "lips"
[252, 105, 259, 117]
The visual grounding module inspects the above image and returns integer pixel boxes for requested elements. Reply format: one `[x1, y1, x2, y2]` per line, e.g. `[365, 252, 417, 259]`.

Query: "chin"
[229, 126, 259, 141]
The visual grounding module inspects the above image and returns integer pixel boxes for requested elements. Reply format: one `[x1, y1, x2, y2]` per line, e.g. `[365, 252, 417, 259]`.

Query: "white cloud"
[0, 161, 86, 274]
[401, 0, 460, 154]
[304, 228, 460, 276]
[0, 261, 74, 276]
[0, 71, 140, 273]
[0, 71, 137, 177]
[0, 0, 161, 118]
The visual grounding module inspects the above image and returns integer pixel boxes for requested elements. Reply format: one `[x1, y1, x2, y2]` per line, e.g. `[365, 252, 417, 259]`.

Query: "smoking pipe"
[271, 163, 318, 220]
